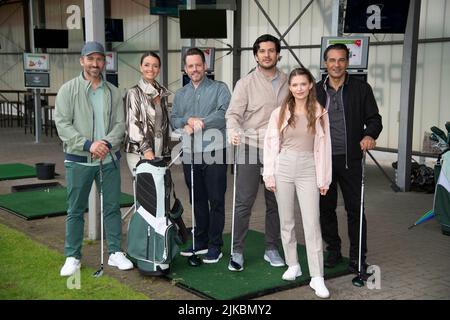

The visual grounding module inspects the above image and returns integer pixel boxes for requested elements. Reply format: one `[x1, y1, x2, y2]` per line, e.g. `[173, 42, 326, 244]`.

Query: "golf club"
[430, 133, 449, 152]
[168, 149, 183, 168]
[431, 132, 449, 146]
[93, 160, 104, 277]
[229, 144, 243, 271]
[188, 134, 202, 267]
[430, 133, 439, 143]
[431, 126, 447, 143]
[445, 122, 450, 144]
[352, 151, 366, 287]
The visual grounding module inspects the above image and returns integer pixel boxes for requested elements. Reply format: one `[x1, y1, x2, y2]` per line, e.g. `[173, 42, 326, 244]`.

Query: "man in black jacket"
[316, 43, 382, 277]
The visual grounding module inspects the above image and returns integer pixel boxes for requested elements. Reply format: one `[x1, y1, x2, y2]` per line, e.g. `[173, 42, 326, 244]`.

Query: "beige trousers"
[126, 152, 142, 175]
[274, 150, 324, 277]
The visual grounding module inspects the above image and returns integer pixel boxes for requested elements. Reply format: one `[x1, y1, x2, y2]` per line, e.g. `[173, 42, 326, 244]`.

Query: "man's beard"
[258, 60, 277, 70]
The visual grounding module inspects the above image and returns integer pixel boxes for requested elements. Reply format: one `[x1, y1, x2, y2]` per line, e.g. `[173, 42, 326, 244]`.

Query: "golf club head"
[93, 267, 104, 277]
[352, 275, 365, 287]
[188, 254, 202, 267]
[446, 122, 450, 144]
[430, 133, 439, 142]
[431, 126, 447, 142]
[430, 133, 449, 151]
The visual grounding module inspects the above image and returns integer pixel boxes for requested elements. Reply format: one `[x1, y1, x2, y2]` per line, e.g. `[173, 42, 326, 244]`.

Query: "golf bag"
[392, 160, 435, 193]
[127, 158, 187, 276]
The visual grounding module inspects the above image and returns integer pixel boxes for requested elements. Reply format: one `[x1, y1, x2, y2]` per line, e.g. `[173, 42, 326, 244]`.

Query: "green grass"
[0, 223, 149, 300]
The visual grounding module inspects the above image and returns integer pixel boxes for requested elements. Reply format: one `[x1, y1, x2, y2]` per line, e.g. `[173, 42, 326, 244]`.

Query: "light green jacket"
[54, 73, 125, 163]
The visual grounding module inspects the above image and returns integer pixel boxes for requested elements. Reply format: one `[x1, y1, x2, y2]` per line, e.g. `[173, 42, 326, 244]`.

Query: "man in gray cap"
[55, 41, 133, 276]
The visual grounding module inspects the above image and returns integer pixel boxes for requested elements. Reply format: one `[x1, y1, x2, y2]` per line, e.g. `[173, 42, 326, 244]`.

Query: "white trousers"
[274, 150, 324, 277]
[126, 152, 142, 175]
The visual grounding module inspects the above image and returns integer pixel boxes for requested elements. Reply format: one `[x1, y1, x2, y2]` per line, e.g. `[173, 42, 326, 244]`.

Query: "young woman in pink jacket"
[263, 67, 332, 299]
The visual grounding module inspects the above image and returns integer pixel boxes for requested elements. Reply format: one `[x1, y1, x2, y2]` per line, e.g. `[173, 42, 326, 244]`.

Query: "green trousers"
[64, 161, 122, 259]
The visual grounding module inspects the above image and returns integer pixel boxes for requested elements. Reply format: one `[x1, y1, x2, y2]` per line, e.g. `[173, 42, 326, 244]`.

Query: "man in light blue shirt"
[171, 47, 231, 263]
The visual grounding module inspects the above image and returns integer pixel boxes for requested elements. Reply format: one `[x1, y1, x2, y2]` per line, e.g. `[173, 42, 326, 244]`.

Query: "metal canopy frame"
[253, 0, 315, 68]
[397, 0, 422, 192]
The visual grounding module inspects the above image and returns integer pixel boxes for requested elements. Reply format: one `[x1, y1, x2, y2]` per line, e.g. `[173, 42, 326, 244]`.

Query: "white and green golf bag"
[434, 150, 450, 235]
[127, 158, 183, 276]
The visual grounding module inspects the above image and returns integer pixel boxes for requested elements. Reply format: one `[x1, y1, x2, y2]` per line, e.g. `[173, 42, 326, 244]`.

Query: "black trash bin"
[35, 163, 55, 180]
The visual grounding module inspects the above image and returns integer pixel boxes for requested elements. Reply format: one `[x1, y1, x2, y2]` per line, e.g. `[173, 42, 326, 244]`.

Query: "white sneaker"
[108, 252, 133, 270]
[60, 257, 81, 277]
[263, 249, 285, 267]
[309, 276, 330, 299]
[282, 264, 302, 281]
[228, 252, 244, 271]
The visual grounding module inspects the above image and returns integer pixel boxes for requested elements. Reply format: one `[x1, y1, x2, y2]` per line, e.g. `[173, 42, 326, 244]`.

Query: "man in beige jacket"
[226, 34, 289, 271]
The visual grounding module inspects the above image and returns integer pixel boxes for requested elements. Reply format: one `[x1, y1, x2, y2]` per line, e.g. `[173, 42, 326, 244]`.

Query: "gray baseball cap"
[81, 41, 105, 56]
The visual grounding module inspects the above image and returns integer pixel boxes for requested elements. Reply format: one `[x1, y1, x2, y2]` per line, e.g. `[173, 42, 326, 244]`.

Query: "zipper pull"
[147, 226, 151, 236]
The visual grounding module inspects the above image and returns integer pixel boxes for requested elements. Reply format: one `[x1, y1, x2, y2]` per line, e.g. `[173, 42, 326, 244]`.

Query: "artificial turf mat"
[0, 163, 37, 181]
[166, 230, 350, 300]
[0, 187, 134, 220]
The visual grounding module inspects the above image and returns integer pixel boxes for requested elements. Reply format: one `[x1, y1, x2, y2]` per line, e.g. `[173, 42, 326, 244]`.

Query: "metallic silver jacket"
[124, 78, 171, 157]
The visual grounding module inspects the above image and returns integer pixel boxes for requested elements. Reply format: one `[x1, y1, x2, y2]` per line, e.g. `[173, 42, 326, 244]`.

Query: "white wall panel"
[439, 43, 450, 125]
[424, 0, 446, 38]
[0, 3, 25, 94]
[417, 42, 444, 148]
[0, 2, 25, 51]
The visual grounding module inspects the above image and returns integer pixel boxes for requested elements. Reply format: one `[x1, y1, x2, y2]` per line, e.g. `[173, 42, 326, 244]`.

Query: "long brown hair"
[278, 67, 318, 134]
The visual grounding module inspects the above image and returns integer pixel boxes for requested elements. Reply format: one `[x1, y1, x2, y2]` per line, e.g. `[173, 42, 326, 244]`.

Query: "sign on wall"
[24, 72, 50, 88]
[320, 36, 370, 70]
[23, 53, 50, 71]
[105, 51, 118, 72]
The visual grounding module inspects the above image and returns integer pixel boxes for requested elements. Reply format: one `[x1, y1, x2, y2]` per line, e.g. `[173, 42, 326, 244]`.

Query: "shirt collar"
[325, 72, 349, 91]
[189, 75, 210, 90]
[80, 72, 104, 90]
[256, 65, 280, 82]
[138, 78, 159, 97]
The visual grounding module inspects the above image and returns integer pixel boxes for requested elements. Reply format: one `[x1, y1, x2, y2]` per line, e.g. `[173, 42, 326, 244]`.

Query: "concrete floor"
[0, 125, 449, 300]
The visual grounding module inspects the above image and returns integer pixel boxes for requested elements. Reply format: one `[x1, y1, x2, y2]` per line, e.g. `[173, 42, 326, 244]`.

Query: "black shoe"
[202, 247, 223, 264]
[180, 245, 208, 257]
[324, 251, 343, 268]
[348, 260, 372, 280]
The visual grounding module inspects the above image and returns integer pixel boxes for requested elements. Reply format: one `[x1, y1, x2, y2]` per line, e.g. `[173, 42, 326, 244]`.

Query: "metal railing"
[0, 90, 57, 137]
